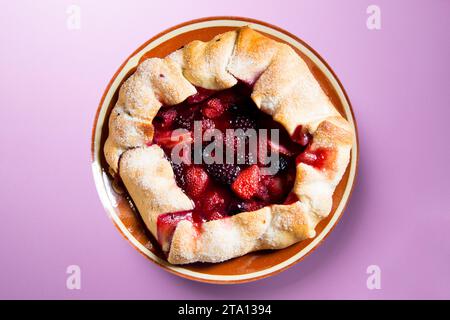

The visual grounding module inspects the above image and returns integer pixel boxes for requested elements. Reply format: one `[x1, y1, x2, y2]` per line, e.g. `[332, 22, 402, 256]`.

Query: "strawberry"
[184, 166, 209, 197]
[202, 98, 225, 118]
[231, 165, 260, 200]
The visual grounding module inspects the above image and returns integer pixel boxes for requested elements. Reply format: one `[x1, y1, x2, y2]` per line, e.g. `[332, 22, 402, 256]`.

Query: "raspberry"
[231, 165, 260, 200]
[205, 163, 241, 186]
[184, 166, 209, 197]
[202, 98, 225, 118]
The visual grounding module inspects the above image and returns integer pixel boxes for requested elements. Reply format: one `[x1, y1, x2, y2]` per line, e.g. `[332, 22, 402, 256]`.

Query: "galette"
[104, 27, 354, 264]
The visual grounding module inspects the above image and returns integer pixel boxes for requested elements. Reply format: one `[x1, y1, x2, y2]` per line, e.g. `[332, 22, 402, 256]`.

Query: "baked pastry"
[104, 27, 354, 264]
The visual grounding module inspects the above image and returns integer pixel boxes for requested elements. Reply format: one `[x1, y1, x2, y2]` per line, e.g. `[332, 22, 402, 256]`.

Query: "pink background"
[1, 0, 449, 299]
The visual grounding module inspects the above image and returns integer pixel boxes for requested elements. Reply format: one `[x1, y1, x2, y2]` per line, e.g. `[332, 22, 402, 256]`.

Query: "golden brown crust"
[167, 31, 238, 90]
[227, 27, 281, 84]
[119, 146, 194, 251]
[103, 26, 355, 264]
[252, 45, 307, 115]
[104, 57, 196, 174]
[168, 202, 318, 264]
[292, 118, 353, 217]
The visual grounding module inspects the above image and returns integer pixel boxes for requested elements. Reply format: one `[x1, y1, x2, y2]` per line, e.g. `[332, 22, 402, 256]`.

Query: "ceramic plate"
[91, 17, 359, 284]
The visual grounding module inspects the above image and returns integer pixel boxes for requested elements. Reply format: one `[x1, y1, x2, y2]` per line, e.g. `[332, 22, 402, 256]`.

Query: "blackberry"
[274, 155, 289, 174]
[231, 114, 256, 131]
[235, 142, 258, 165]
[228, 199, 246, 215]
[204, 163, 241, 186]
[169, 161, 186, 188]
[228, 104, 239, 113]
[174, 112, 195, 130]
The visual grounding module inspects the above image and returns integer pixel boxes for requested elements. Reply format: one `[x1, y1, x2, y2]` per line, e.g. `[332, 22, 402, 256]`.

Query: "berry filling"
[152, 82, 324, 247]
[296, 147, 329, 169]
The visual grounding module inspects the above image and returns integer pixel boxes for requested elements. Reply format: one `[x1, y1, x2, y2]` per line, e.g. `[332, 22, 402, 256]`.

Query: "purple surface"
[0, 0, 449, 299]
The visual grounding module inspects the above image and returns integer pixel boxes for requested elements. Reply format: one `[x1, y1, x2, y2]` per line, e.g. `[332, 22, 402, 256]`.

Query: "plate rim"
[91, 16, 359, 284]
